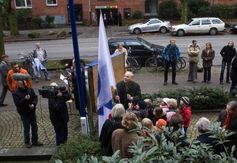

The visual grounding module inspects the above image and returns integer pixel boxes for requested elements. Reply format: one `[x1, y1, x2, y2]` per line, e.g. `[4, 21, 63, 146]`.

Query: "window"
[46, 0, 57, 6]
[211, 19, 222, 24]
[15, 0, 32, 8]
[149, 20, 161, 25]
[126, 41, 143, 50]
[202, 19, 211, 25]
[190, 20, 200, 26]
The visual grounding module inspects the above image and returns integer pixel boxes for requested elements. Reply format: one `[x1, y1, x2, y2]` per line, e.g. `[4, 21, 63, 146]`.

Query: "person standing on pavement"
[0, 55, 9, 107]
[33, 42, 50, 81]
[187, 40, 200, 83]
[12, 81, 42, 148]
[201, 42, 215, 83]
[114, 71, 142, 110]
[219, 41, 236, 85]
[44, 82, 71, 146]
[230, 54, 237, 97]
[7, 63, 32, 93]
[114, 44, 128, 68]
[162, 39, 180, 85]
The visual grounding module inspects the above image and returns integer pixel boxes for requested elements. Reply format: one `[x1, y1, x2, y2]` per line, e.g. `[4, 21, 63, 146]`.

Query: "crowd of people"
[0, 44, 80, 148]
[115, 40, 237, 96]
[100, 71, 237, 158]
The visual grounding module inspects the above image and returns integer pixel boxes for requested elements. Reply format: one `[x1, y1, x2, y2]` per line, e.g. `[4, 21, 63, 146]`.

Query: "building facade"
[13, 0, 237, 25]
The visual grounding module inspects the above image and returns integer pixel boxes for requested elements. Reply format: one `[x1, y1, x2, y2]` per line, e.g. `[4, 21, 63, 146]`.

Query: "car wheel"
[134, 28, 141, 34]
[160, 27, 167, 34]
[209, 28, 217, 35]
[177, 29, 185, 36]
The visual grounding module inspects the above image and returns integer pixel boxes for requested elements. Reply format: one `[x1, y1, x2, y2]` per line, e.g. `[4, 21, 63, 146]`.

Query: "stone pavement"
[0, 65, 230, 160]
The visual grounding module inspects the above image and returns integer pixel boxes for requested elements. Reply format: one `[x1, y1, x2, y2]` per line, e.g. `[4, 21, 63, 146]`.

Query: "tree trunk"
[0, 7, 5, 56]
[181, 0, 188, 23]
[8, 10, 19, 36]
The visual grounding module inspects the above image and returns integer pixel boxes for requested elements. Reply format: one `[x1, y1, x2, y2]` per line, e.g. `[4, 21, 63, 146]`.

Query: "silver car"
[171, 17, 225, 36]
[128, 18, 171, 34]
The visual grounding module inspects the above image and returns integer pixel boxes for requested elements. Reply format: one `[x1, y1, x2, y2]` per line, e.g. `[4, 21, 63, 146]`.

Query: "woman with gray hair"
[196, 117, 221, 154]
[99, 104, 125, 156]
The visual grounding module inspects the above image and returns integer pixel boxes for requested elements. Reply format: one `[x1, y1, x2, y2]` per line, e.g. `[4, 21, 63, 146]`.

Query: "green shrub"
[45, 15, 55, 27]
[187, 0, 210, 18]
[132, 10, 143, 19]
[31, 17, 44, 28]
[75, 123, 236, 162]
[143, 87, 229, 110]
[16, 9, 32, 29]
[27, 32, 40, 38]
[50, 134, 101, 163]
[159, 0, 179, 20]
[210, 4, 237, 20]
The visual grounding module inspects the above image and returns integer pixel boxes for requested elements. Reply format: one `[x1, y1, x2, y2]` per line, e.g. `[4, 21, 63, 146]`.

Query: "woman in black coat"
[230, 55, 237, 97]
[99, 104, 125, 156]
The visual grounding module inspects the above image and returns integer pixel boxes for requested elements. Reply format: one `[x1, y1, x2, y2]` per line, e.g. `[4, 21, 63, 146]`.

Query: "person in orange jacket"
[7, 63, 32, 92]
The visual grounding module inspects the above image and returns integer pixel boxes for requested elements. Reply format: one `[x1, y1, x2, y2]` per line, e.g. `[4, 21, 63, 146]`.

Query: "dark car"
[108, 37, 164, 65]
[230, 24, 237, 34]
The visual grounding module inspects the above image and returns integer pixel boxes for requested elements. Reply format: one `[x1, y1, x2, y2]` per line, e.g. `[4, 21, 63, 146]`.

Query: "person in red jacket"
[179, 96, 192, 136]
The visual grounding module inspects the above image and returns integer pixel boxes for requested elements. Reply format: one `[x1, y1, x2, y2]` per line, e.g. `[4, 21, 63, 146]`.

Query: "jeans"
[41, 61, 49, 80]
[53, 122, 68, 146]
[220, 60, 231, 83]
[203, 67, 211, 82]
[230, 81, 237, 97]
[188, 62, 198, 81]
[0, 85, 8, 104]
[20, 114, 38, 144]
[164, 61, 176, 82]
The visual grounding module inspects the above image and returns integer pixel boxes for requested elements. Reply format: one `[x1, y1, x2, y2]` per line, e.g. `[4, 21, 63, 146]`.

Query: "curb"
[0, 147, 56, 161]
[4, 36, 67, 43]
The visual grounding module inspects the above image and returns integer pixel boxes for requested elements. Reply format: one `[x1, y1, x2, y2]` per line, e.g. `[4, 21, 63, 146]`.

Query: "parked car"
[230, 24, 237, 34]
[128, 18, 171, 34]
[108, 37, 164, 65]
[171, 17, 225, 36]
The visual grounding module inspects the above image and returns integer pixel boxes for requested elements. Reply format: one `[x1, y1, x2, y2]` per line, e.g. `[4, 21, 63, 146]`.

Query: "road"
[5, 33, 237, 65]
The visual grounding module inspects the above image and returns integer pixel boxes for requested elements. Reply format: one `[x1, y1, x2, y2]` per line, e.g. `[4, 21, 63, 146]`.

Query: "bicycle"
[18, 52, 35, 78]
[145, 55, 187, 72]
[126, 47, 142, 73]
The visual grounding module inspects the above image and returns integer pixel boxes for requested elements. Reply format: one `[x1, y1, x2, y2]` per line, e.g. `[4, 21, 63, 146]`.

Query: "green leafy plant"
[45, 15, 55, 27]
[132, 10, 143, 19]
[143, 87, 229, 110]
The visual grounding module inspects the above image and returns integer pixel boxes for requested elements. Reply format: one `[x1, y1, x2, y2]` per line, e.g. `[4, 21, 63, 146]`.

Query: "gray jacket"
[0, 61, 9, 87]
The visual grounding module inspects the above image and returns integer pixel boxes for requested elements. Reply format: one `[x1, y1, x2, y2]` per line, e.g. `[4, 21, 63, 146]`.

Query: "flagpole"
[68, 0, 87, 118]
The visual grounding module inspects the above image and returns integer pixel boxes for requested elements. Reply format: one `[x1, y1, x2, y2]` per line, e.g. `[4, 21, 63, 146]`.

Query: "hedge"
[143, 87, 230, 111]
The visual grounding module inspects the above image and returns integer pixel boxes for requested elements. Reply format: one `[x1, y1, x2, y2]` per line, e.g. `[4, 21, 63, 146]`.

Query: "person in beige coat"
[111, 112, 138, 158]
[187, 40, 200, 83]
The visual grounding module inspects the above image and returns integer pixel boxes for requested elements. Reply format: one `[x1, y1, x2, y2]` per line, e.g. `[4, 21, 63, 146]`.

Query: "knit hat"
[50, 82, 58, 87]
[156, 119, 167, 129]
[162, 98, 170, 104]
[181, 96, 190, 105]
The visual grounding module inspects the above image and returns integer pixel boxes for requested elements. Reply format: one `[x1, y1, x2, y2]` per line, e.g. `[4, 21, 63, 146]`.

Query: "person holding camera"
[44, 82, 71, 146]
[12, 81, 42, 148]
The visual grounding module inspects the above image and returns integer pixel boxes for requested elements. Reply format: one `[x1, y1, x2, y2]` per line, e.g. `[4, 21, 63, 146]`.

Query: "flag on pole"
[97, 12, 116, 135]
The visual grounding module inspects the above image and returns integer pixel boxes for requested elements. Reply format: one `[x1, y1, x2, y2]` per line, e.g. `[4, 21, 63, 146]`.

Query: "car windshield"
[137, 37, 152, 48]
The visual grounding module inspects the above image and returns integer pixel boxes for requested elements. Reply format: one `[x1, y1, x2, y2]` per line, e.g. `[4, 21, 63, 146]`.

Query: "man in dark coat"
[162, 39, 180, 85]
[0, 55, 9, 107]
[12, 80, 42, 148]
[115, 71, 142, 109]
[44, 82, 71, 146]
[230, 55, 237, 97]
[220, 41, 236, 84]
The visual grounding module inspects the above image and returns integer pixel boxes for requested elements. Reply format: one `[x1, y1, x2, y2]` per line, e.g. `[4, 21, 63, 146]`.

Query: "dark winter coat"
[220, 45, 236, 62]
[201, 49, 215, 68]
[45, 89, 71, 125]
[12, 87, 38, 116]
[116, 80, 142, 109]
[231, 56, 237, 82]
[162, 44, 180, 62]
[99, 118, 123, 156]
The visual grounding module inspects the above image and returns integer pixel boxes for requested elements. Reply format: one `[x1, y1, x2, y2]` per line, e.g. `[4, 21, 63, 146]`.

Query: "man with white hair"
[115, 71, 142, 109]
[33, 42, 50, 81]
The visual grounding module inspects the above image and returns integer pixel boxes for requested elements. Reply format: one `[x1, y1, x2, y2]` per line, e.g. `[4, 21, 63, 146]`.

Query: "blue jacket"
[162, 44, 180, 62]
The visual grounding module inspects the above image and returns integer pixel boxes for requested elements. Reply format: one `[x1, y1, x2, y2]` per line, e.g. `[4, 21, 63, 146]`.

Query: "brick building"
[13, 0, 237, 25]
